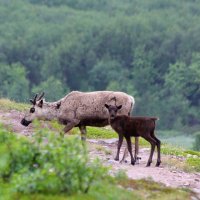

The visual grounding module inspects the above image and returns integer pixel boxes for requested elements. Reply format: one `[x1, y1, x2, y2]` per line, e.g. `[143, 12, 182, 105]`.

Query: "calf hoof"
[146, 162, 151, 167]
[114, 157, 119, 161]
[155, 161, 161, 167]
[131, 161, 135, 165]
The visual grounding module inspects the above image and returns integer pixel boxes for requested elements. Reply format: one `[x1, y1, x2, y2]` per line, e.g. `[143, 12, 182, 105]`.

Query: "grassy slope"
[0, 99, 28, 111]
[0, 99, 198, 200]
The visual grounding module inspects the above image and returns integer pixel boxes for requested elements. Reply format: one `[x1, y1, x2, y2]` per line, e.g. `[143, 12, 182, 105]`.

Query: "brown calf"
[105, 104, 161, 167]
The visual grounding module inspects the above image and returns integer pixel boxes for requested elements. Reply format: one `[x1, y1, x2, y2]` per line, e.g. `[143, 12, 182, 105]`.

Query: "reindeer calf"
[105, 104, 161, 167]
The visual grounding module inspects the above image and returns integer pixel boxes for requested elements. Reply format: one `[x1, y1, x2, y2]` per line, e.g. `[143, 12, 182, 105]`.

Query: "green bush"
[193, 132, 200, 151]
[0, 125, 108, 195]
[0, 126, 38, 181]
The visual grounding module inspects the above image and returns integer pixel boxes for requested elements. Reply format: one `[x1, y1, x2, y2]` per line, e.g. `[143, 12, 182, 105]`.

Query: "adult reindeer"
[21, 91, 139, 161]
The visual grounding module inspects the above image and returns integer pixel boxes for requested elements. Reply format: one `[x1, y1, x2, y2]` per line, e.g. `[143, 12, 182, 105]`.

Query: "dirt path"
[88, 139, 200, 197]
[0, 110, 200, 198]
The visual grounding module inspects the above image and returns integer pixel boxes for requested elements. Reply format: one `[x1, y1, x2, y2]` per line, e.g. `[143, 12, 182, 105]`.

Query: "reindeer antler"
[30, 93, 38, 105]
[29, 92, 45, 105]
[37, 92, 45, 101]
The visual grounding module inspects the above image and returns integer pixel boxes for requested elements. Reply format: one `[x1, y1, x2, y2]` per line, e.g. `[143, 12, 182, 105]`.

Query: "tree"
[32, 77, 68, 101]
[0, 63, 29, 102]
[164, 57, 200, 127]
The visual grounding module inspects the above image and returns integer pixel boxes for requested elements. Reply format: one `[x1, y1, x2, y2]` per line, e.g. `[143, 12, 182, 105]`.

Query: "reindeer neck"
[43, 101, 60, 120]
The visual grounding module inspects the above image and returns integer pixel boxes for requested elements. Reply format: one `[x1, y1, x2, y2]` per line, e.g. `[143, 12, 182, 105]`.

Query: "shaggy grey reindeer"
[21, 91, 139, 161]
[105, 103, 161, 167]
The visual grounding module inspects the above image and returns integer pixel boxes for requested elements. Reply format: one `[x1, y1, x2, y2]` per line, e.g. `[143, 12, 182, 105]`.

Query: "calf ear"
[105, 104, 109, 109]
[38, 99, 43, 108]
[117, 105, 122, 110]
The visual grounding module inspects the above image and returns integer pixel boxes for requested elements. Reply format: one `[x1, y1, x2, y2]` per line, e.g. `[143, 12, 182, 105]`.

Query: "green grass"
[117, 178, 192, 200]
[161, 143, 200, 172]
[0, 99, 28, 111]
[87, 127, 117, 139]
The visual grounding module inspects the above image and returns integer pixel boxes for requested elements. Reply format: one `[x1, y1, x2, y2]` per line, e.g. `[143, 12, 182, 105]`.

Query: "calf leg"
[120, 137, 140, 164]
[125, 136, 135, 165]
[115, 134, 123, 161]
[143, 135, 156, 167]
[79, 125, 87, 141]
[151, 132, 161, 167]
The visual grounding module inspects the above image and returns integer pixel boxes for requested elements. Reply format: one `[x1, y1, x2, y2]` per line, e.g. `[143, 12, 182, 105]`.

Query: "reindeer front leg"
[79, 125, 87, 141]
[134, 137, 141, 164]
[61, 118, 80, 134]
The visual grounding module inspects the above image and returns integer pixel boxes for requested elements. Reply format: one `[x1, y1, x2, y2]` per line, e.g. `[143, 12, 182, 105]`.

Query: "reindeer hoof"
[135, 160, 139, 165]
[119, 159, 127, 164]
[135, 157, 141, 164]
[114, 157, 119, 161]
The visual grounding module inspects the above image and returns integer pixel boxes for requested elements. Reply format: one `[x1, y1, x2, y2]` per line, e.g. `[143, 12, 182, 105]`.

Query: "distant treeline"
[0, 0, 200, 130]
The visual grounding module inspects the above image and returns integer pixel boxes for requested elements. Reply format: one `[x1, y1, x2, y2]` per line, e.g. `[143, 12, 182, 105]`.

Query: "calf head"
[105, 104, 122, 119]
[21, 92, 45, 126]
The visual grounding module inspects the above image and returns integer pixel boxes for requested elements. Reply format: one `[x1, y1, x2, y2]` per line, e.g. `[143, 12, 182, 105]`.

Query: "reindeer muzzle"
[21, 118, 32, 127]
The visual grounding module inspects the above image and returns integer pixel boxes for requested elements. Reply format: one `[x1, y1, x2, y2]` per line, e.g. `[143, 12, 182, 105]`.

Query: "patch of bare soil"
[88, 139, 200, 198]
[0, 110, 200, 198]
[0, 110, 33, 136]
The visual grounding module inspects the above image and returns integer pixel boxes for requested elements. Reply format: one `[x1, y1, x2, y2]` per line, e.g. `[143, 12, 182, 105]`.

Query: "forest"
[0, 0, 200, 131]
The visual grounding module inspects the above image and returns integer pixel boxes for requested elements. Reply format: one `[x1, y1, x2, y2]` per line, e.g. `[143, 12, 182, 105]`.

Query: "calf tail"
[151, 117, 159, 121]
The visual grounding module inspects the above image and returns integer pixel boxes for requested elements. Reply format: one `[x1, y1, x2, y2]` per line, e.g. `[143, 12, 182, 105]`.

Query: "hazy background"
[0, 0, 200, 146]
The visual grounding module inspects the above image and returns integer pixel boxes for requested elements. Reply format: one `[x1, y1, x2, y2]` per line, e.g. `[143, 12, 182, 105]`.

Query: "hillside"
[0, 99, 199, 199]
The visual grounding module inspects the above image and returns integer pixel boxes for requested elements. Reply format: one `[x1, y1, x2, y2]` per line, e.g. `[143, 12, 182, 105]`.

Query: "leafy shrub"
[0, 124, 108, 195]
[0, 125, 38, 181]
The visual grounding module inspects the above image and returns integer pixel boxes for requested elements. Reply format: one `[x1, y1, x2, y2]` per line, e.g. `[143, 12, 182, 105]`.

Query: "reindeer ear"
[38, 99, 43, 108]
[105, 104, 109, 109]
[56, 102, 61, 109]
[117, 105, 122, 110]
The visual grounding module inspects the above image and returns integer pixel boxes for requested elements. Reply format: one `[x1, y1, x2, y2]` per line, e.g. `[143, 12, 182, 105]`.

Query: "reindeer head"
[105, 104, 122, 120]
[21, 91, 61, 126]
